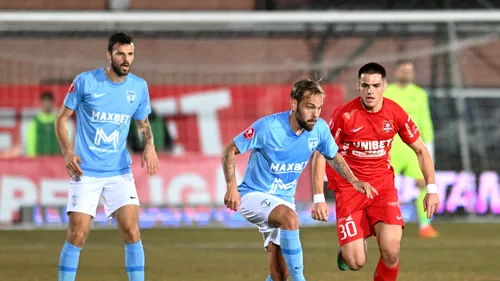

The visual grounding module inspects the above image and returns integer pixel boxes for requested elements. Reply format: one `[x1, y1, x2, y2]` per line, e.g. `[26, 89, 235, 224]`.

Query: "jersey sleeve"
[133, 81, 152, 120]
[396, 105, 421, 145]
[315, 119, 338, 160]
[417, 90, 435, 143]
[63, 76, 84, 110]
[233, 117, 268, 154]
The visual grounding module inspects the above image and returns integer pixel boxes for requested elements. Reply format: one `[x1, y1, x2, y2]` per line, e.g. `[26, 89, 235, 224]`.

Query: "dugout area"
[0, 223, 497, 281]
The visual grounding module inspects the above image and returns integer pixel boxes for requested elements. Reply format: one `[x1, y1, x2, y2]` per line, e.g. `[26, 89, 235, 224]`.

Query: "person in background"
[26, 91, 61, 157]
[384, 60, 438, 238]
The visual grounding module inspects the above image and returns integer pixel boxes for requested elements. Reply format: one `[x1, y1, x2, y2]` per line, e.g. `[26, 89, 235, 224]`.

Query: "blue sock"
[266, 274, 273, 281]
[280, 229, 305, 281]
[125, 240, 145, 281]
[58, 241, 81, 281]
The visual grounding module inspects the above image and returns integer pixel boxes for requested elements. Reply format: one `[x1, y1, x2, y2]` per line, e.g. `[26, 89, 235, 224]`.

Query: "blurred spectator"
[26, 92, 62, 157]
[127, 109, 174, 153]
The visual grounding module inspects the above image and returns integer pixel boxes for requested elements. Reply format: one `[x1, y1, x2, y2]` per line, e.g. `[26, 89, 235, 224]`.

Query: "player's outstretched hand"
[224, 186, 240, 211]
[64, 152, 83, 178]
[353, 180, 378, 199]
[423, 193, 440, 219]
[142, 144, 159, 176]
[311, 202, 329, 222]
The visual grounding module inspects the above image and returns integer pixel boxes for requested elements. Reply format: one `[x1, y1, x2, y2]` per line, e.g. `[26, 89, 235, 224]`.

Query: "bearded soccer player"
[311, 63, 439, 281]
[384, 60, 438, 238]
[222, 79, 376, 281]
[55, 32, 159, 281]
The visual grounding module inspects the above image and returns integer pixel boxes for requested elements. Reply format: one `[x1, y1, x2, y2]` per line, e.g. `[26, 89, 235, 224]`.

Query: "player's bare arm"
[408, 138, 435, 184]
[408, 138, 440, 218]
[326, 153, 356, 183]
[55, 105, 82, 177]
[221, 140, 241, 211]
[311, 150, 329, 221]
[135, 117, 159, 175]
[327, 153, 378, 198]
[321, 152, 378, 199]
[135, 117, 154, 146]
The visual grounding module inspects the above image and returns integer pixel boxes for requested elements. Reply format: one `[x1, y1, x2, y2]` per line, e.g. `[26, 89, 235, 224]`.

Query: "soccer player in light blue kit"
[54, 32, 159, 281]
[221, 79, 376, 281]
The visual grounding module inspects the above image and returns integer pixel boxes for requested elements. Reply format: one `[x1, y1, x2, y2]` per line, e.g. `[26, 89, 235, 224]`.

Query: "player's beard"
[111, 60, 131, 77]
[294, 110, 316, 132]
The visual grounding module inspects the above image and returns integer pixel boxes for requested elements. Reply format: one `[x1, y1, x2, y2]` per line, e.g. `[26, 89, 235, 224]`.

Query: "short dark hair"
[40, 91, 54, 101]
[290, 79, 325, 103]
[358, 62, 386, 79]
[108, 31, 134, 53]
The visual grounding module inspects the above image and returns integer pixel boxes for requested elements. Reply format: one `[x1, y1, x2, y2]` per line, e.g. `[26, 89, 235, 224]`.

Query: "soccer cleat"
[419, 225, 439, 238]
[337, 250, 349, 271]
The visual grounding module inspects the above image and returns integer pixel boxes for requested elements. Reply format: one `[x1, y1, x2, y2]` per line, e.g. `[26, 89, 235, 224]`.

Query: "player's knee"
[66, 214, 90, 247]
[276, 208, 298, 230]
[343, 252, 366, 271]
[67, 225, 89, 247]
[121, 223, 141, 243]
[281, 213, 298, 230]
[380, 245, 400, 266]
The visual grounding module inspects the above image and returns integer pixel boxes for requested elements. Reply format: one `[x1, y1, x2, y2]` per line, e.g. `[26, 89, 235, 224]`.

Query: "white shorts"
[66, 173, 140, 218]
[239, 192, 296, 250]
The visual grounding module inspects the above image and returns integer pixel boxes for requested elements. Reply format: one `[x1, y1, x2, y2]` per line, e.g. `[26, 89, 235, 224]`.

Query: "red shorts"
[334, 177, 404, 246]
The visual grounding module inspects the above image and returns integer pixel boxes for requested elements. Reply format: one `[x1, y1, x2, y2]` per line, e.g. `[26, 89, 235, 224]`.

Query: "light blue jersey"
[63, 68, 151, 177]
[234, 111, 338, 204]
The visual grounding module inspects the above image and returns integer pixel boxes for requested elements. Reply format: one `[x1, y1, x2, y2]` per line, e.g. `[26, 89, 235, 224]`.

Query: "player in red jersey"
[310, 62, 440, 281]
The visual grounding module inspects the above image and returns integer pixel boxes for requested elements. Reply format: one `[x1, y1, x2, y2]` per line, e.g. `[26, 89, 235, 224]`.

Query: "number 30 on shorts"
[339, 221, 358, 240]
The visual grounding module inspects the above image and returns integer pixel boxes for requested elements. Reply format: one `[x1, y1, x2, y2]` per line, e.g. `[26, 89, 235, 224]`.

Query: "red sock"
[373, 257, 399, 281]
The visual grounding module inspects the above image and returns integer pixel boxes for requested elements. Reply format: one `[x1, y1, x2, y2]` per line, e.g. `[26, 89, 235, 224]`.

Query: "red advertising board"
[0, 154, 316, 223]
[0, 83, 346, 154]
[1, 156, 500, 224]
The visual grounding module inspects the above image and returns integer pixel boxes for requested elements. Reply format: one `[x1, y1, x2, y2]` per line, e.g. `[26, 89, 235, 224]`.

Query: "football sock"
[58, 241, 81, 281]
[265, 274, 273, 281]
[416, 188, 430, 228]
[374, 257, 399, 281]
[280, 229, 305, 281]
[125, 240, 145, 281]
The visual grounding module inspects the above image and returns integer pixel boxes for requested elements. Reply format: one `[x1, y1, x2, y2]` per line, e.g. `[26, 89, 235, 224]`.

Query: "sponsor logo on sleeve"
[243, 127, 255, 139]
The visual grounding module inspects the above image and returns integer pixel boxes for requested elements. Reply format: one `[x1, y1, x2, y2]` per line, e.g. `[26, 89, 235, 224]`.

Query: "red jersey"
[326, 97, 420, 192]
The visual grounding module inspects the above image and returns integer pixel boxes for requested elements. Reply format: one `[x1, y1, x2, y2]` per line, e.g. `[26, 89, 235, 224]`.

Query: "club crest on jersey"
[382, 120, 394, 133]
[243, 127, 255, 139]
[343, 109, 358, 121]
[308, 138, 318, 151]
[126, 90, 136, 103]
[343, 112, 351, 120]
